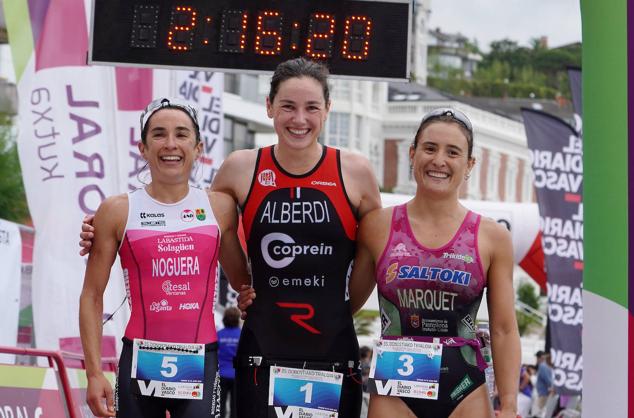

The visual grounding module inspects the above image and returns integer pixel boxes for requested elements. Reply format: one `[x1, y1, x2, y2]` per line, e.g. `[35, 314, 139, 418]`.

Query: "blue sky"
[428, 0, 582, 52]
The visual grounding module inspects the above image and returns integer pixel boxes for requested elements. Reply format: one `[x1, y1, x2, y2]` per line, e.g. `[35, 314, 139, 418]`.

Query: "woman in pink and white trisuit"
[79, 98, 249, 418]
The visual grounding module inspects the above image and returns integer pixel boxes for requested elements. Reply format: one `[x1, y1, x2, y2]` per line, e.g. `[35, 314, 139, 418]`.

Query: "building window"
[354, 81, 364, 103]
[224, 73, 239, 95]
[224, 117, 254, 154]
[332, 79, 351, 100]
[223, 117, 233, 157]
[355, 115, 363, 150]
[328, 112, 349, 147]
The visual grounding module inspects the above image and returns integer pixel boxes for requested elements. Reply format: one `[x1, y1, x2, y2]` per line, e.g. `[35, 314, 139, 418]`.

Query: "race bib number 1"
[368, 339, 442, 400]
[268, 366, 343, 418]
[131, 338, 205, 400]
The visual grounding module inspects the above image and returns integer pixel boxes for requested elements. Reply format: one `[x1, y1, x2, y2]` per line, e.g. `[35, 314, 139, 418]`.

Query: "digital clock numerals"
[255, 11, 283, 55]
[219, 9, 248, 53]
[342, 16, 371, 60]
[167, 6, 197, 51]
[131, 5, 160, 48]
[128, 5, 374, 60]
[306, 14, 335, 59]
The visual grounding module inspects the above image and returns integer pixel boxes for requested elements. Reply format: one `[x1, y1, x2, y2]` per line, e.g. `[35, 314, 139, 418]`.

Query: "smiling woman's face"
[139, 108, 202, 184]
[409, 121, 475, 196]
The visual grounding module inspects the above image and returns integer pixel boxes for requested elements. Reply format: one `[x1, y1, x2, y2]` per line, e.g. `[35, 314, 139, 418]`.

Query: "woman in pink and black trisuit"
[349, 108, 521, 418]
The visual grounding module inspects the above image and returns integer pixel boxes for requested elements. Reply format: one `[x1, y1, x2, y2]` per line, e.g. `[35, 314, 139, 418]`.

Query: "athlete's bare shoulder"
[94, 193, 128, 240]
[477, 215, 513, 270]
[97, 193, 128, 219]
[339, 149, 381, 217]
[211, 148, 258, 203]
[478, 215, 511, 241]
[339, 149, 374, 182]
[358, 206, 393, 257]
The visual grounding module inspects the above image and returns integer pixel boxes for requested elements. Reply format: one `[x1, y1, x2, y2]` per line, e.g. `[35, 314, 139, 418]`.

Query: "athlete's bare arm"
[339, 150, 382, 218]
[480, 218, 520, 418]
[212, 149, 258, 310]
[208, 190, 251, 291]
[349, 207, 392, 314]
[79, 194, 127, 418]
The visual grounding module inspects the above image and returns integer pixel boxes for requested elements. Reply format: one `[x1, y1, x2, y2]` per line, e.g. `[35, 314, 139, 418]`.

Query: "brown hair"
[269, 58, 330, 104]
[222, 307, 241, 328]
[413, 115, 474, 159]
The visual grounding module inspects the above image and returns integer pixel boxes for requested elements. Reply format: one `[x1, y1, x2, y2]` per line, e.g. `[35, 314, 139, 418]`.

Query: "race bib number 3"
[368, 339, 442, 400]
[268, 366, 343, 418]
[131, 338, 205, 400]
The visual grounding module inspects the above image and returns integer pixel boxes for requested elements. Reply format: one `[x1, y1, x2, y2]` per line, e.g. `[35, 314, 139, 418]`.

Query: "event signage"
[367, 339, 442, 400]
[3, 0, 224, 355]
[521, 105, 583, 395]
[0, 364, 116, 417]
[0, 219, 21, 364]
[89, 0, 411, 80]
[268, 366, 343, 418]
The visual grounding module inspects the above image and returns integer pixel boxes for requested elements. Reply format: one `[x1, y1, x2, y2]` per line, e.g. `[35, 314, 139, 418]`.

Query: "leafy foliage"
[0, 115, 29, 222]
[429, 37, 581, 99]
[354, 309, 379, 337]
[516, 281, 542, 336]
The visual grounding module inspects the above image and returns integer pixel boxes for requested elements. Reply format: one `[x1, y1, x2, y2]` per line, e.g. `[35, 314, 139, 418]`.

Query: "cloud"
[428, 0, 582, 51]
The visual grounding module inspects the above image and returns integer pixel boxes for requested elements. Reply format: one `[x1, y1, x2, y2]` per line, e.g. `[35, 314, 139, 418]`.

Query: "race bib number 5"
[131, 338, 205, 400]
[368, 339, 442, 400]
[268, 366, 343, 418]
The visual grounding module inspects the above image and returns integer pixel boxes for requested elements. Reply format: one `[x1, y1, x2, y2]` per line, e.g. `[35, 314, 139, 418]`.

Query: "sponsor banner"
[5, 0, 225, 355]
[174, 71, 224, 189]
[0, 364, 115, 418]
[16, 62, 128, 351]
[5, 0, 124, 351]
[0, 220, 21, 364]
[114, 67, 154, 192]
[567, 67, 582, 119]
[521, 108, 583, 395]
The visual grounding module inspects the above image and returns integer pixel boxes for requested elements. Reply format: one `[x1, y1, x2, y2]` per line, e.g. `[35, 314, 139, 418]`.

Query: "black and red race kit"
[236, 145, 362, 418]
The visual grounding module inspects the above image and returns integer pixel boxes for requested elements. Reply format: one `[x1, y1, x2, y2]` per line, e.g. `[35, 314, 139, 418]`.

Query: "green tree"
[516, 282, 542, 336]
[0, 115, 29, 222]
[354, 309, 379, 337]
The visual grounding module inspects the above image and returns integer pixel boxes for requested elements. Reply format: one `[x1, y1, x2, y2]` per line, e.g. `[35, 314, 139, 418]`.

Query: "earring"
[464, 173, 471, 180]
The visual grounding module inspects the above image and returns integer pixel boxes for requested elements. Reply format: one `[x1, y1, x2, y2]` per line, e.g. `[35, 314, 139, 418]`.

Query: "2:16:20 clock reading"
[131, 4, 373, 61]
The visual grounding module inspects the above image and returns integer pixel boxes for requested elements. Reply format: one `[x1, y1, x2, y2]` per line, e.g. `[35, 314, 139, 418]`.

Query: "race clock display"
[89, 0, 411, 80]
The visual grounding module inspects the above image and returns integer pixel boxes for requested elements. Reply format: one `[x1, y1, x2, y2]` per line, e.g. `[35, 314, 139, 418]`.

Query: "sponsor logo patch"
[442, 252, 474, 264]
[258, 169, 276, 187]
[450, 375, 474, 401]
[141, 220, 166, 227]
[181, 209, 195, 222]
[150, 299, 172, 312]
[389, 243, 412, 257]
[140, 212, 165, 219]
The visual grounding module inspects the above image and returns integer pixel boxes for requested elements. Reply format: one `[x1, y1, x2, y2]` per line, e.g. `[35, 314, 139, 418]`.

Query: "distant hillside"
[429, 38, 581, 100]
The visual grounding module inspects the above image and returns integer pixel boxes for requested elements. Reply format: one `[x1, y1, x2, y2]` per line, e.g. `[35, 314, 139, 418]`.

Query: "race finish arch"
[85, 0, 634, 418]
[582, 0, 632, 417]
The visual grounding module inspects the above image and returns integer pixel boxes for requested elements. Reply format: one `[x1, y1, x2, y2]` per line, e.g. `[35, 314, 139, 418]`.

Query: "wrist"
[86, 369, 105, 379]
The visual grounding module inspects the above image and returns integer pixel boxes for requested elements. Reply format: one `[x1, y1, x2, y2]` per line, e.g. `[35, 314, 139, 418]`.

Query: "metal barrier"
[0, 345, 78, 418]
